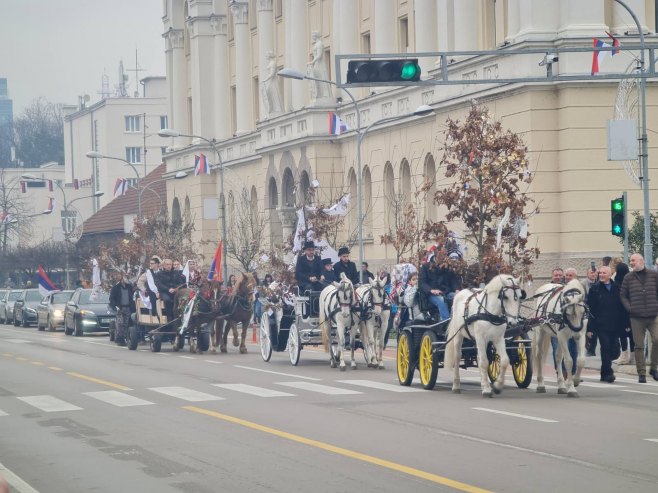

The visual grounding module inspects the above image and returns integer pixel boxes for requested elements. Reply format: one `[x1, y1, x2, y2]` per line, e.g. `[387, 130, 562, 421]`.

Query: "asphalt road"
[1, 324, 657, 493]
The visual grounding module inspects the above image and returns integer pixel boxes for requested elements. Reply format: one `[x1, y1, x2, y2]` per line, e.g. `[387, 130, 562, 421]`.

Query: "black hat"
[338, 247, 350, 257]
[322, 258, 333, 265]
[303, 240, 316, 250]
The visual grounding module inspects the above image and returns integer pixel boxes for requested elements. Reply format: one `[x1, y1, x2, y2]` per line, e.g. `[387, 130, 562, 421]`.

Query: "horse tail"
[319, 291, 329, 352]
[443, 317, 459, 371]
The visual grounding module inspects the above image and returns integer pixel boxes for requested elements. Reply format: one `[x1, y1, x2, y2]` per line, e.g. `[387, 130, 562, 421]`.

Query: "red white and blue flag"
[20, 181, 26, 193]
[329, 112, 348, 135]
[194, 153, 210, 176]
[37, 265, 58, 296]
[47, 180, 53, 192]
[207, 240, 223, 282]
[46, 197, 55, 213]
[591, 33, 620, 75]
[73, 178, 79, 190]
[113, 178, 128, 198]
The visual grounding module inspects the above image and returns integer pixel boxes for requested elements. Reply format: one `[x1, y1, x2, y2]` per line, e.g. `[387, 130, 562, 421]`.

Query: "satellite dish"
[614, 62, 641, 186]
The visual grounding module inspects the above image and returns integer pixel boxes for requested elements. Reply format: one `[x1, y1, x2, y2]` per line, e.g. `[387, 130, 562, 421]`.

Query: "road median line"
[66, 372, 132, 391]
[183, 405, 492, 493]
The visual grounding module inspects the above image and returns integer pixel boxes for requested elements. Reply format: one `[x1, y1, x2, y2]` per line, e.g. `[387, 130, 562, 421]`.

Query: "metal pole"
[623, 190, 629, 263]
[614, 0, 651, 264]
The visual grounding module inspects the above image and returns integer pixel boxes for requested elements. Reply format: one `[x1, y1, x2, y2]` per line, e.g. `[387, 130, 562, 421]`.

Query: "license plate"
[101, 318, 113, 324]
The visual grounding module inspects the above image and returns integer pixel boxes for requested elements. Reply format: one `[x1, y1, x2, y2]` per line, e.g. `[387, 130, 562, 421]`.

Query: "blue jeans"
[551, 336, 578, 374]
[253, 298, 262, 324]
[428, 292, 454, 321]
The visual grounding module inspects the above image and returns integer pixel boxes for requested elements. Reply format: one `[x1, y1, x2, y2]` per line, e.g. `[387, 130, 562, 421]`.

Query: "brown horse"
[173, 279, 224, 353]
[210, 273, 256, 354]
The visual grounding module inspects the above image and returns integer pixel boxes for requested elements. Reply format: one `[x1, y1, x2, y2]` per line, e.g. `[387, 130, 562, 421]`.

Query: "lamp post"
[137, 171, 188, 213]
[158, 129, 228, 281]
[277, 68, 434, 282]
[85, 151, 142, 219]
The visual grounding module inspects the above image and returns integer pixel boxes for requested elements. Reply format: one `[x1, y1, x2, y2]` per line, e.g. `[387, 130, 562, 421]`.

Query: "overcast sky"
[0, 0, 166, 114]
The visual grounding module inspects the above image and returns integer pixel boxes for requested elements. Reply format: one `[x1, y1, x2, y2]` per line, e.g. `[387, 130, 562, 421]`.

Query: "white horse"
[355, 275, 390, 369]
[319, 273, 357, 370]
[531, 279, 587, 397]
[444, 274, 525, 397]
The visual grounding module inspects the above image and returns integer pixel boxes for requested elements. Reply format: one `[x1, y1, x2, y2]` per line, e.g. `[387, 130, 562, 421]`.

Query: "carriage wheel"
[397, 330, 415, 386]
[487, 342, 501, 383]
[511, 336, 533, 388]
[197, 329, 210, 352]
[150, 335, 162, 352]
[419, 330, 439, 390]
[259, 316, 273, 362]
[128, 325, 139, 351]
[288, 322, 301, 366]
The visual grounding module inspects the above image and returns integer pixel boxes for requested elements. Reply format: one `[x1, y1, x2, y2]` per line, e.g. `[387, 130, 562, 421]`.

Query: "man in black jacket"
[109, 271, 135, 346]
[419, 251, 459, 321]
[295, 241, 324, 292]
[587, 265, 627, 383]
[155, 259, 186, 320]
[333, 247, 359, 285]
[321, 258, 336, 285]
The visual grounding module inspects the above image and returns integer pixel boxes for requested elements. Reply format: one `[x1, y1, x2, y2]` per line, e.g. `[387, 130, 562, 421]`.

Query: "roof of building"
[82, 163, 166, 236]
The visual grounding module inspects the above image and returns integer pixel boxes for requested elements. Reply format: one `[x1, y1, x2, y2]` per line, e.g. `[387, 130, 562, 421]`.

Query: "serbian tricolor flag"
[20, 181, 26, 193]
[47, 180, 53, 192]
[38, 265, 58, 296]
[46, 197, 55, 213]
[329, 112, 348, 135]
[591, 34, 620, 75]
[194, 153, 209, 176]
[0, 211, 9, 224]
[207, 240, 223, 282]
[73, 178, 79, 190]
[113, 178, 127, 198]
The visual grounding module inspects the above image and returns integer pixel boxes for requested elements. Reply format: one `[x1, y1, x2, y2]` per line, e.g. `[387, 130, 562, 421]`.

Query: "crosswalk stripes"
[212, 383, 295, 397]
[275, 381, 362, 395]
[17, 395, 83, 412]
[337, 379, 425, 392]
[0, 409, 7, 416]
[84, 391, 155, 407]
[149, 386, 224, 402]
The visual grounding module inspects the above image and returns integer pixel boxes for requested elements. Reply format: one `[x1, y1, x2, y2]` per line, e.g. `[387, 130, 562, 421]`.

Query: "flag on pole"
[20, 181, 26, 193]
[46, 197, 55, 212]
[73, 178, 79, 190]
[194, 153, 210, 176]
[90, 258, 101, 301]
[0, 212, 9, 224]
[37, 265, 58, 296]
[113, 178, 128, 198]
[591, 35, 620, 75]
[329, 112, 348, 135]
[47, 180, 53, 192]
[207, 240, 223, 282]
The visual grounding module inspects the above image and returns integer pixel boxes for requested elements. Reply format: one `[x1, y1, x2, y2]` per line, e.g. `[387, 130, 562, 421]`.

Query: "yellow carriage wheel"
[419, 330, 439, 390]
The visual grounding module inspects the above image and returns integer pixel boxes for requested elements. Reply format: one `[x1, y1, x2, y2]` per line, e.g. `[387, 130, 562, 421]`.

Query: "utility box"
[607, 119, 638, 161]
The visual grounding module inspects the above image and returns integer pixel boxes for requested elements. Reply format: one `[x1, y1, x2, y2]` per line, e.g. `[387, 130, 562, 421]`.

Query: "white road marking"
[337, 379, 425, 392]
[0, 459, 40, 493]
[17, 395, 82, 412]
[4, 339, 31, 344]
[84, 391, 155, 407]
[276, 381, 362, 395]
[149, 386, 224, 402]
[233, 365, 321, 381]
[204, 360, 223, 364]
[213, 383, 295, 397]
[156, 352, 170, 356]
[621, 389, 658, 396]
[179, 355, 195, 359]
[472, 407, 558, 423]
[644, 439, 658, 443]
[0, 410, 7, 416]
[578, 382, 627, 388]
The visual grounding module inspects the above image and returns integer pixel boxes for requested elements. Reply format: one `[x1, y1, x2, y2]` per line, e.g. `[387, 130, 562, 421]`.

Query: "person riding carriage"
[295, 240, 325, 292]
[333, 246, 359, 285]
[419, 246, 460, 323]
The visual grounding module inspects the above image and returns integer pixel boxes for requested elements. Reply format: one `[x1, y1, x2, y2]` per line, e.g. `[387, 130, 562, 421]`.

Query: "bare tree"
[12, 98, 64, 167]
[225, 188, 267, 272]
[0, 168, 33, 252]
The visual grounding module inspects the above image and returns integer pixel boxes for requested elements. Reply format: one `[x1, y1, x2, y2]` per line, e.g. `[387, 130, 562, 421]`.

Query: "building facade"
[0, 78, 13, 166]
[161, 0, 658, 277]
[63, 76, 170, 213]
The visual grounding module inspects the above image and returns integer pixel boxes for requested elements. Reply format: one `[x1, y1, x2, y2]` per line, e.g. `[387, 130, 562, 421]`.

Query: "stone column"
[414, 0, 438, 76]
[277, 207, 297, 241]
[559, 0, 606, 38]
[453, 0, 479, 50]
[506, 0, 520, 43]
[211, 14, 230, 140]
[437, 0, 454, 51]
[285, 0, 307, 111]
[517, 0, 560, 42]
[374, 0, 396, 54]
[230, 1, 253, 134]
[257, 0, 278, 119]
[188, 7, 215, 140]
[612, 0, 647, 35]
[336, 0, 359, 55]
[164, 29, 189, 145]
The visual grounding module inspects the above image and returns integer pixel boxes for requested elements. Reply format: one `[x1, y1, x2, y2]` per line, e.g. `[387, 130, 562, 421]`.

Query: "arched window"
[172, 197, 182, 225]
[400, 159, 411, 206]
[282, 168, 295, 207]
[299, 171, 310, 205]
[251, 185, 258, 224]
[363, 166, 372, 239]
[228, 192, 235, 230]
[383, 162, 395, 231]
[184, 196, 191, 221]
[348, 168, 357, 233]
[424, 154, 437, 221]
[268, 177, 278, 209]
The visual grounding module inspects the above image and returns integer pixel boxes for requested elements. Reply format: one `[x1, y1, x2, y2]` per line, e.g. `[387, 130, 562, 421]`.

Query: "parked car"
[13, 289, 44, 327]
[2, 289, 25, 325]
[36, 291, 74, 331]
[64, 289, 115, 336]
[0, 290, 8, 323]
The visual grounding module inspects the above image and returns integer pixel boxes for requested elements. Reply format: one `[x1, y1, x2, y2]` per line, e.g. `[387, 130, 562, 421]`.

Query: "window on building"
[275, 0, 282, 18]
[61, 210, 76, 235]
[125, 115, 141, 132]
[399, 17, 409, 53]
[26, 181, 45, 189]
[361, 32, 371, 54]
[125, 147, 141, 164]
[160, 115, 168, 130]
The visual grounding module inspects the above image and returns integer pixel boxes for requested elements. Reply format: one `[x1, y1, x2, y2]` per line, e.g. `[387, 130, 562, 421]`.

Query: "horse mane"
[484, 274, 515, 294]
[563, 278, 584, 295]
[235, 272, 255, 296]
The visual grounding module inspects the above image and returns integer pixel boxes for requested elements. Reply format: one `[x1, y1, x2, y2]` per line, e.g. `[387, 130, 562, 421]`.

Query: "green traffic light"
[613, 224, 622, 234]
[612, 200, 623, 211]
[400, 62, 420, 80]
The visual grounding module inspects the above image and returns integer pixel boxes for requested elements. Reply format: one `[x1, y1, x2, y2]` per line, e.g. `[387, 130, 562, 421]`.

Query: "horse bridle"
[336, 280, 354, 308]
[535, 286, 587, 333]
[357, 281, 390, 324]
[464, 279, 523, 330]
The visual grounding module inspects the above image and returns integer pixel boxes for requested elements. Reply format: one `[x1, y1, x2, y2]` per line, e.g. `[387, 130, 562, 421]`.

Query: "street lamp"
[158, 128, 228, 281]
[278, 67, 434, 281]
[86, 151, 142, 219]
[138, 171, 188, 213]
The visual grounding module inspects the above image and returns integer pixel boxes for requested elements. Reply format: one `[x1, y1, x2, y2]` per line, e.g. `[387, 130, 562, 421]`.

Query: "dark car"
[64, 289, 115, 336]
[37, 290, 74, 331]
[0, 289, 8, 323]
[13, 289, 43, 327]
[1, 289, 22, 325]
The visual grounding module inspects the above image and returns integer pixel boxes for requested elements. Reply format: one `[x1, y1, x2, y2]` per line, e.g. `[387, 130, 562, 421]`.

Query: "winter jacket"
[419, 263, 459, 295]
[586, 281, 627, 334]
[620, 268, 658, 318]
[109, 281, 136, 312]
[333, 260, 359, 285]
[155, 269, 186, 301]
[295, 254, 323, 285]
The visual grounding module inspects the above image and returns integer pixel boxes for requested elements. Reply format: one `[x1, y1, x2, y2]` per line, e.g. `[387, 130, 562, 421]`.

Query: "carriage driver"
[333, 246, 359, 285]
[155, 259, 186, 320]
[295, 241, 325, 292]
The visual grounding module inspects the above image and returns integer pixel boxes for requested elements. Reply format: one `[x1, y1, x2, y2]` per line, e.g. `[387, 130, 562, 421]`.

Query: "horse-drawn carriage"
[397, 274, 534, 394]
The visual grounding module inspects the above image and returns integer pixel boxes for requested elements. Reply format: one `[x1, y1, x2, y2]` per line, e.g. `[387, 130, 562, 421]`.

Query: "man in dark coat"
[321, 258, 336, 285]
[333, 247, 359, 285]
[295, 241, 324, 292]
[155, 258, 186, 320]
[620, 253, 658, 383]
[419, 251, 459, 321]
[587, 265, 627, 383]
[109, 271, 136, 346]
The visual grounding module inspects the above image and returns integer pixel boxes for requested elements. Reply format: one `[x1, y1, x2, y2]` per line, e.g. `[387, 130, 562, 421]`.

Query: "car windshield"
[25, 291, 42, 302]
[53, 292, 72, 303]
[78, 291, 110, 305]
[8, 292, 21, 301]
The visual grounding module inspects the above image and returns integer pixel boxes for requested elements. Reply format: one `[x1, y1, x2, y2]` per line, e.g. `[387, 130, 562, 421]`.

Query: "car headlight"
[79, 310, 96, 317]
[53, 309, 63, 317]
[25, 307, 36, 314]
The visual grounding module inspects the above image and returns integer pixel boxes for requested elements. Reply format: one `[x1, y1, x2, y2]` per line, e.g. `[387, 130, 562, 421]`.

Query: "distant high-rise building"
[0, 77, 14, 166]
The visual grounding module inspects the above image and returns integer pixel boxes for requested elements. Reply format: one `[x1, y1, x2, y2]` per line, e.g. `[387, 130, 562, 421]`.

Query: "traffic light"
[611, 197, 624, 237]
[346, 59, 421, 85]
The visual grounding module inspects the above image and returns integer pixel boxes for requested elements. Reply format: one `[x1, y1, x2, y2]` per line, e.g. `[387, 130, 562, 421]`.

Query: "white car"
[37, 291, 74, 331]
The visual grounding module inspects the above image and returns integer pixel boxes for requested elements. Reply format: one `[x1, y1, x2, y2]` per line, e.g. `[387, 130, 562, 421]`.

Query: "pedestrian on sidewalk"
[614, 262, 634, 365]
[109, 271, 136, 346]
[620, 253, 658, 383]
[587, 266, 626, 383]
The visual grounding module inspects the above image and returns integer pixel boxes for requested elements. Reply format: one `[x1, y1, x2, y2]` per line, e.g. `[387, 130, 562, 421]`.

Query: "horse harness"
[533, 285, 587, 333]
[459, 280, 522, 340]
[325, 280, 356, 325]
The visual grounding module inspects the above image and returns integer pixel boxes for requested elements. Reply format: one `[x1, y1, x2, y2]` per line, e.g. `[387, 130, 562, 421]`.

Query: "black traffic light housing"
[346, 59, 421, 85]
[611, 197, 624, 237]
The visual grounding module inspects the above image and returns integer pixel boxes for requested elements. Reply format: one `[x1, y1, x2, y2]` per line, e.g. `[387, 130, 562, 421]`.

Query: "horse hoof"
[482, 391, 493, 398]
[220, 346, 227, 353]
[240, 347, 247, 354]
[536, 387, 546, 394]
[573, 379, 580, 387]
[351, 364, 357, 370]
[452, 388, 461, 394]
[340, 365, 346, 372]
[330, 361, 337, 368]
[210, 348, 216, 354]
[492, 385, 502, 395]
[557, 388, 568, 395]
[567, 391, 579, 398]
[232, 337, 239, 347]
[378, 364, 385, 370]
